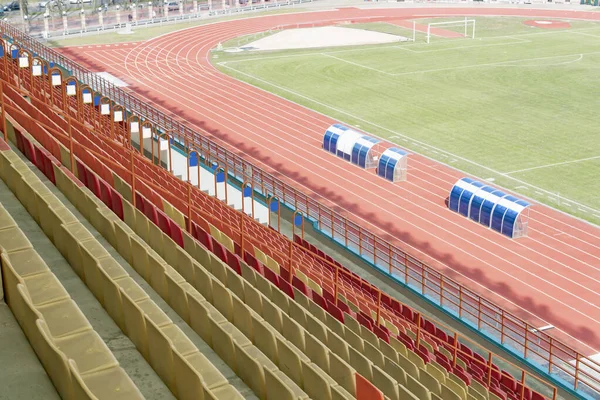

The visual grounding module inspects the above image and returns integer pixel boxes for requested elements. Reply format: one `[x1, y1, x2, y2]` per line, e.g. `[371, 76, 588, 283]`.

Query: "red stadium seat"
[263, 267, 279, 287]
[157, 209, 171, 235]
[213, 241, 228, 264]
[110, 189, 124, 220]
[292, 276, 310, 297]
[99, 180, 113, 209]
[312, 291, 327, 310]
[278, 278, 295, 299]
[169, 219, 184, 247]
[226, 251, 242, 275]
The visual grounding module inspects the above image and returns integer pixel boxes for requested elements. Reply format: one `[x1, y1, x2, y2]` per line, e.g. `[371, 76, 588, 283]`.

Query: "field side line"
[403, 37, 529, 54]
[390, 52, 595, 76]
[219, 62, 600, 215]
[505, 155, 600, 175]
[570, 31, 600, 39]
[320, 53, 395, 75]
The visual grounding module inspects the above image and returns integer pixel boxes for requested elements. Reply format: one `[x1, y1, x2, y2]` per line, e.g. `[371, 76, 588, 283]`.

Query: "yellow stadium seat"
[282, 314, 306, 353]
[232, 295, 254, 342]
[373, 364, 400, 400]
[35, 319, 73, 399]
[302, 360, 336, 400]
[385, 358, 408, 387]
[69, 361, 144, 400]
[265, 369, 308, 400]
[349, 346, 373, 381]
[364, 340, 385, 369]
[305, 332, 330, 373]
[418, 367, 442, 397]
[327, 331, 350, 363]
[406, 373, 431, 400]
[328, 351, 356, 396]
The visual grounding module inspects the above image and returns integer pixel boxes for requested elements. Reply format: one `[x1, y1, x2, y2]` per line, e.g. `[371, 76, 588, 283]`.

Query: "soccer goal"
[424, 18, 476, 44]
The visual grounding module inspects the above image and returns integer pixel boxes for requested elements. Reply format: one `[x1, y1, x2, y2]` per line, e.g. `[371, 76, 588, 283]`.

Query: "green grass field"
[212, 17, 600, 225]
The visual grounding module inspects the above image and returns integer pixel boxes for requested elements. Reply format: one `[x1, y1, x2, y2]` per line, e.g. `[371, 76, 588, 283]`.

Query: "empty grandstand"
[0, 6, 599, 400]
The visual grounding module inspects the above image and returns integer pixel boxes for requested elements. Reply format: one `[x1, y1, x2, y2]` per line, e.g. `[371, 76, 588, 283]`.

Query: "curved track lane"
[62, 6, 600, 355]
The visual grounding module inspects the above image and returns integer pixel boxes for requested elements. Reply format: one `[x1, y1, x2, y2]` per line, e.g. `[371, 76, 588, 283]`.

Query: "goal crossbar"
[425, 18, 476, 43]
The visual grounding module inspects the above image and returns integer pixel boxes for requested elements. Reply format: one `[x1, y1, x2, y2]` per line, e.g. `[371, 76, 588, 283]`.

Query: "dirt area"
[242, 26, 408, 51]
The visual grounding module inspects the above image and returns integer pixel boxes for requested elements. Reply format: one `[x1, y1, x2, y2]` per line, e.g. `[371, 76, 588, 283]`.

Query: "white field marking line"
[124, 18, 600, 276]
[495, 53, 584, 67]
[571, 31, 600, 39]
[506, 155, 600, 175]
[106, 19, 600, 354]
[398, 37, 531, 54]
[320, 53, 395, 75]
[124, 21, 600, 255]
[322, 52, 586, 77]
[182, 22, 600, 248]
[217, 62, 600, 217]
[108, 52, 600, 296]
[390, 52, 592, 76]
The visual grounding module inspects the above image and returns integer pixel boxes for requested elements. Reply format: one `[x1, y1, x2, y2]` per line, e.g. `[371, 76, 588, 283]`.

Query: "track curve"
[62, 6, 600, 355]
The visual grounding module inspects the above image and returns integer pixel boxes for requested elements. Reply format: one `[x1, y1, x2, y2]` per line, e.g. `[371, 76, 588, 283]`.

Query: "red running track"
[61, 6, 600, 356]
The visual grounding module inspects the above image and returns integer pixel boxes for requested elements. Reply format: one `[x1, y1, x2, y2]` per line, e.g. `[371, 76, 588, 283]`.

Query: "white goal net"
[424, 18, 476, 44]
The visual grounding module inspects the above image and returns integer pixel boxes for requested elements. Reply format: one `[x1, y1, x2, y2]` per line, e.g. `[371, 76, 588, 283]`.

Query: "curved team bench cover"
[323, 124, 381, 169]
[449, 178, 530, 238]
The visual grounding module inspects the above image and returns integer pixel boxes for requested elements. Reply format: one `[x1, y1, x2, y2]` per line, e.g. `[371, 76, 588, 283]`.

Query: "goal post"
[425, 17, 476, 44]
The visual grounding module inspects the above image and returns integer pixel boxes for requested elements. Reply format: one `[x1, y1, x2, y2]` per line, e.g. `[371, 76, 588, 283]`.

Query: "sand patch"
[243, 26, 407, 51]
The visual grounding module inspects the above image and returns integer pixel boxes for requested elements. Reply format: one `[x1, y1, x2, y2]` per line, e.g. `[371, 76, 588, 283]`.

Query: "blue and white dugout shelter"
[377, 148, 409, 183]
[323, 124, 381, 169]
[449, 178, 531, 238]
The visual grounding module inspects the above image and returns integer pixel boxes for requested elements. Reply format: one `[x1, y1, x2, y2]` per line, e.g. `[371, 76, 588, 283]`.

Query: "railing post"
[1, 81, 7, 142]
[344, 218, 348, 247]
[288, 239, 293, 274]
[359, 229, 362, 256]
[548, 336, 554, 375]
[187, 182, 192, 234]
[68, 118, 74, 173]
[501, 310, 505, 344]
[130, 150, 136, 208]
[574, 354, 580, 390]
[440, 275, 444, 306]
[520, 371, 526, 400]
[404, 253, 409, 285]
[334, 266, 339, 304]
[487, 352, 493, 388]
[376, 291, 381, 329]
[388, 245, 392, 276]
[452, 333, 458, 368]
[416, 312, 421, 348]
[524, 323, 529, 359]
[317, 202, 321, 230]
[477, 297, 482, 330]
[459, 286, 463, 318]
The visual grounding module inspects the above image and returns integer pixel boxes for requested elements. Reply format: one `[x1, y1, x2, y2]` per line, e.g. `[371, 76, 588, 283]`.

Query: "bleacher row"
[0, 53, 553, 400]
